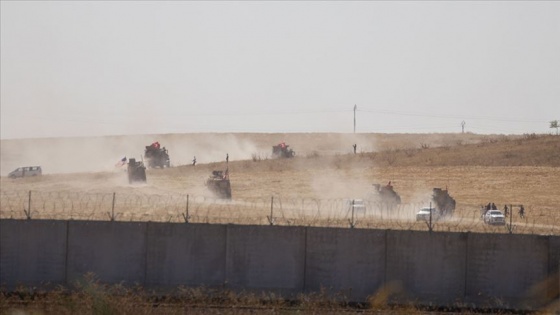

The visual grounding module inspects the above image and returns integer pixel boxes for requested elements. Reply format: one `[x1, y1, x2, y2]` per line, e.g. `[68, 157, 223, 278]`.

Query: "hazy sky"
[1, 1, 559, 139]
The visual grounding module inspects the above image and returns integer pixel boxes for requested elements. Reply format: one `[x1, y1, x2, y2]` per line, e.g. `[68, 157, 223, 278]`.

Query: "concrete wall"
[226, 225, 306, 295]
[0, 220, 67, 289]
[548, 235, 560, 311]
[541, 236, 560, 313]
[304, 227, 385, 301]
[146, 223, 226, 288]
[66, 221, 147, 285]
[0, 219, 558, 311]
[385, 230, 467, 306]
[465, 234, 549, 309]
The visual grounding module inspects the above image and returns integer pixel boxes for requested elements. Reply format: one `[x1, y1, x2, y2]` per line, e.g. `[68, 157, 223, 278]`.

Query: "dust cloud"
[0, 134, 259, 176]
[1, 133, 385, 176]
[308, 169, 372, 200]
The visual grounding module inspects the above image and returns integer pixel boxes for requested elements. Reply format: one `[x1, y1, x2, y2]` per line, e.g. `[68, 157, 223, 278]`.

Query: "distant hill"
[352, 134, 559, 168]
[222, 134, 560, 173]
[369, 134, 560, 167]
[1, 132, 558, 175]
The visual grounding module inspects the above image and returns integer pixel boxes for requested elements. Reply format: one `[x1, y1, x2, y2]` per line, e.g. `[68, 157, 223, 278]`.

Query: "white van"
[8, 166, 42, 179]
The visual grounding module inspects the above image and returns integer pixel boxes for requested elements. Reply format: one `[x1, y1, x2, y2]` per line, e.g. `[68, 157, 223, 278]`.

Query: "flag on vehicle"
[115, 156, 127, 167]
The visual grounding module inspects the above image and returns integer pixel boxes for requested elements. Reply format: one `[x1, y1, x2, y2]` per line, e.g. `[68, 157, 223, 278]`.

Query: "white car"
[483, 210, 506, 225]
[416, 207, 439, 222]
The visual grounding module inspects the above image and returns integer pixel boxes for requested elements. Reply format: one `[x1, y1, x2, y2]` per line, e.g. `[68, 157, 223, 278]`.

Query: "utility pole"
[461, 121, 466, 134]
[353, 104, 357, 133]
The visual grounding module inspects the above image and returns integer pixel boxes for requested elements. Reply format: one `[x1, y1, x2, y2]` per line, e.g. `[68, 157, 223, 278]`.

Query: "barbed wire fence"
[1, 190, 558, 235]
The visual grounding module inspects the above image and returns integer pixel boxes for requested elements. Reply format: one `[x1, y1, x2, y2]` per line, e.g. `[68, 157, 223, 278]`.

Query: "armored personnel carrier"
[206, 169, 232, 199]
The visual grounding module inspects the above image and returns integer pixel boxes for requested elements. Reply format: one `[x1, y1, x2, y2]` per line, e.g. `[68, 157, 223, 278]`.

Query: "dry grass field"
[1, 133, 559, 235]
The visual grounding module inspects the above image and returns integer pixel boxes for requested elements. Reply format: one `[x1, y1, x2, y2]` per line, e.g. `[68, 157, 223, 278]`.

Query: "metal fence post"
[24, 190, 32, 220]
[348, 199, 356, 228]
[267, 196, 275, 225]
[429, 202, 433, 232]
[425, 202, 434, 232]
[182, 194, 191, 223]
[507, 203, 514, 234]
[107, 192, 116, 221]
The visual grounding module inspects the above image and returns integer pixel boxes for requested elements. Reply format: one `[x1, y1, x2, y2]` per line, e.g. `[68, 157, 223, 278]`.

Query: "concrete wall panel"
[2, 218, 558, 311]
[226, 225, 305, 294]
[385, 230, 467, 305]
[548, 236, 560, 307]
[305, 228, 385, 301]
[466, 233, 549, 309]
[146, 223, 226, 288]
[66, 221, 147, 285]
[0, 220, 67, 288]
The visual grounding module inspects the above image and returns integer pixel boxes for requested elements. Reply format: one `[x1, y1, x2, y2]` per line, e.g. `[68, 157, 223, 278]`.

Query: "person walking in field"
[226, 153, 229, 163]
[353, 144, 357, 154]
[192, 156, 197, 166]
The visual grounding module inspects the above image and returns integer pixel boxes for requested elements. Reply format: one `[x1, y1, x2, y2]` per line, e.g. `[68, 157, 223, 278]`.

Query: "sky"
[1, 1, 559, 139]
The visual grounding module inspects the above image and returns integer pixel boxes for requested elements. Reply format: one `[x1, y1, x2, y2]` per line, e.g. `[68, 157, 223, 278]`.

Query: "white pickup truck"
[416, 206, 440, 222]
[483, 210, 506, 225]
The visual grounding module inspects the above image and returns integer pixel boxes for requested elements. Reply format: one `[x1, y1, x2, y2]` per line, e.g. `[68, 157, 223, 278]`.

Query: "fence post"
[507, 203, 514, 234]
[429, 202, 433, 232]
[24, 190, 32, 220]
[425, 202, 434, 232]
[107, 192, 116, 221]
[267, 196, 275, 225]
[182, 194, 191, 223]
[348, 199, 356, 228]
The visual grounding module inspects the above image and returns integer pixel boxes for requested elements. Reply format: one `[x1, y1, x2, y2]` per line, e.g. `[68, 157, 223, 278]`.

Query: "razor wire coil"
[0, 190, 557, 235]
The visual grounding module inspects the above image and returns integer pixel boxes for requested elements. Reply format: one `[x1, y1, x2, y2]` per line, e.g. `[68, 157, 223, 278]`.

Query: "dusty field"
[1, 133, 559, 235]
[0, 132, 504, 176]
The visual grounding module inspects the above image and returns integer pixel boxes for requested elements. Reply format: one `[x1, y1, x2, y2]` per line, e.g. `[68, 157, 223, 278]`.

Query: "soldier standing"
[353, 144, 357, 154]
[226, 153, 229, 163]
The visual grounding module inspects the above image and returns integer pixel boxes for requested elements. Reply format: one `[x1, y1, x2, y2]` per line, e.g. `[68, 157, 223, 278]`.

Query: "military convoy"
[144, 142, 170, 168]
[272, 142, 295, 158]
[124, 141, 457, 221]
[124, 141, 166, 185]
[364, 182, 456, 221]
[206, 169, 232, 199]
[127, 158, 147, 184]
[431, 187, 456, 218]
[369, 182, 402, 206]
